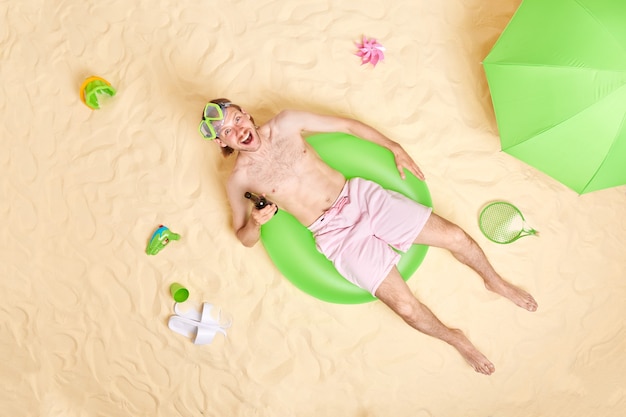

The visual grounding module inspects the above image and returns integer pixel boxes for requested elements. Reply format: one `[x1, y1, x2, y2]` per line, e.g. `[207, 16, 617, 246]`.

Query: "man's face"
[215, 107, 260, 152]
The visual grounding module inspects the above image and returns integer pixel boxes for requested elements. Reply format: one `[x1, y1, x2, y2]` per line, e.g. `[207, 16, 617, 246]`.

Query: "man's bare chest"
[246, 139, 308, 189]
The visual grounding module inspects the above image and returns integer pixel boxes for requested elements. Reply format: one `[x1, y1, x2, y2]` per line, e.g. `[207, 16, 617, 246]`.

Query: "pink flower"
[355, 36, 385, 67]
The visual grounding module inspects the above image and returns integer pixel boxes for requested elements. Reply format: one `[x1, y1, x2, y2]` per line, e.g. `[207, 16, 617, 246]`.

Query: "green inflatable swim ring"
[260, 132, 432, 304]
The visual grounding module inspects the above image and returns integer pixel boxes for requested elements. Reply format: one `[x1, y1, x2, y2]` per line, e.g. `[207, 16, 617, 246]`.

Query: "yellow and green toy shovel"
[79, 76, 116, 109]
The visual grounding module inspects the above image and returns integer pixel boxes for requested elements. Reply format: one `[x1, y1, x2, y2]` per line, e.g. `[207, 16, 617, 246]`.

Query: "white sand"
[1, 0, 625, 415]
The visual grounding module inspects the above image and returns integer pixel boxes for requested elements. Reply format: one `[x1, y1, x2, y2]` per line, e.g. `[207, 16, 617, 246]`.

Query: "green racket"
[479, 202, 538, 244]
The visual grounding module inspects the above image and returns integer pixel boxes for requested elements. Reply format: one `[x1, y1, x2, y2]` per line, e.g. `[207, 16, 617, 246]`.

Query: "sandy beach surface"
[1, 0, 625, 415]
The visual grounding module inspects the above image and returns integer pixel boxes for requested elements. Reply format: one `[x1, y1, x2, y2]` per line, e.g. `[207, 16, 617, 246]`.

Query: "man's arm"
[275, 110, 425, 181]
[227, 175, 277, 247]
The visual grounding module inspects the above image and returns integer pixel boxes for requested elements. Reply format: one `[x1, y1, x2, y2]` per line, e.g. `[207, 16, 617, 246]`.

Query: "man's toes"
[474, 361, 495, 375]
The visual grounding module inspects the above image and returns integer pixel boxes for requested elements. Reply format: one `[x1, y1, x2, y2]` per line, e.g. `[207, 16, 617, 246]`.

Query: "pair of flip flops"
[168, 302, 232, 345]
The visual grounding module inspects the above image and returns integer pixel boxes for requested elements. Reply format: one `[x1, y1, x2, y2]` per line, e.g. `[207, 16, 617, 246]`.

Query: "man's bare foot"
[485, 279, 538, 312]
[450, 329, 495, 375]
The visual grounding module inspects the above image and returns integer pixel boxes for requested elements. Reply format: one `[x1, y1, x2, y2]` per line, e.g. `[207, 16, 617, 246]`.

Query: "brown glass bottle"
[244, 192, 276, 213]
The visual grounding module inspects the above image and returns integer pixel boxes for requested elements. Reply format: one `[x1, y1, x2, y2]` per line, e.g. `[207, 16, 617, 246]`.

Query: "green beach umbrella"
[483, 0, 626, 194]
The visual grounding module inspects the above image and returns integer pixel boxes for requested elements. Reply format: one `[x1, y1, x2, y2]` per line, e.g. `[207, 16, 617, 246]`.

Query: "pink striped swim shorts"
[308, 177, 432, 296]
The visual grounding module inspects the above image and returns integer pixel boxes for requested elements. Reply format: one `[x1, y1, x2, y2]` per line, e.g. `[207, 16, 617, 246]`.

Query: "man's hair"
[204, 98, 252, 157]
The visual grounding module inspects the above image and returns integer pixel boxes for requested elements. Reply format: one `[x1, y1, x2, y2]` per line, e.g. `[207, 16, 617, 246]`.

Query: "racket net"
[479, 202, 534, 244]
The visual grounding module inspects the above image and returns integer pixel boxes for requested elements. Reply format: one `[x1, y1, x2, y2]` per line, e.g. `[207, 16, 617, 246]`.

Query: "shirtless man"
[199, 98, 538, 375]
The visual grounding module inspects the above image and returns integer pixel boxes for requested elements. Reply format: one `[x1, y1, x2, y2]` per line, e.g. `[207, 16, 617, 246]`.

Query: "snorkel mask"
[198, 101, 232, 140]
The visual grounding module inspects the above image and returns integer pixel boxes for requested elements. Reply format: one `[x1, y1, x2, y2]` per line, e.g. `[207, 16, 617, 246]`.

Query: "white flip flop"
[168, 302, 232, 345]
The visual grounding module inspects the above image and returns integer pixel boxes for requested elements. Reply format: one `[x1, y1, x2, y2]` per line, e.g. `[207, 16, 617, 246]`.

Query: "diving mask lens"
[203, 102, 224, 120]
[199, 120, 217, 140]
[199, 102, 230, 140]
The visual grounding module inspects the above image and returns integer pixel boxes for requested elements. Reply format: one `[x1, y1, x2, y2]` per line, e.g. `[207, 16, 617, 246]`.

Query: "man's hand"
[392, 145, 425, 181]
[236, 202, 277, 247]
[249, 203, 278, 226]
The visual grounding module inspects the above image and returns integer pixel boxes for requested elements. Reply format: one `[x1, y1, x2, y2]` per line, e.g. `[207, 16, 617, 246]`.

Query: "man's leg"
[375, 268, 496, 375]
[413, 213, 538, 311]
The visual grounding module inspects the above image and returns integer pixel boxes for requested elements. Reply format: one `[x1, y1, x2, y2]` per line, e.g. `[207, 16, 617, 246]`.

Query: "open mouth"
[241, 133, 253, 145]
